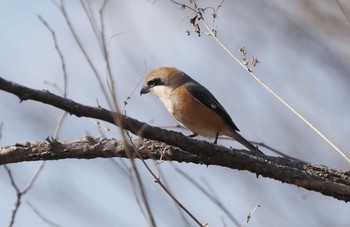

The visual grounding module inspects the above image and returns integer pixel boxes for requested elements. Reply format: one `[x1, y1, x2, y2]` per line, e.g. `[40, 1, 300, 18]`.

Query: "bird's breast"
[151, 86, 177, 114]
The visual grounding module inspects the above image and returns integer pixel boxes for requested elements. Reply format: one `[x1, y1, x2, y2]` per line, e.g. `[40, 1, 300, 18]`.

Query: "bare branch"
[1, 135, 350, 202]
[0, 78, 350, 201]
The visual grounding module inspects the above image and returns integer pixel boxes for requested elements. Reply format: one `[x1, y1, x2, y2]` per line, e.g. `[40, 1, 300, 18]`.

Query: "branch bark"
[1, 76, 350, 202]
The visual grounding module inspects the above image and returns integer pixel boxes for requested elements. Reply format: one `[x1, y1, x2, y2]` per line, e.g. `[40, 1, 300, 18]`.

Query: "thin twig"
[80, 0, 104, 50]
[96, 5, 156, 223]
[4, 165, 20, 227]
[173, 165, 240, 227]
[250, 141, 302, 162]
[26, 201, 61, 227]
[335, 0, 350, 25]
[4, 163, 45, 227]
[22, 162, 46, 194]
[53, 112, 68, 138]
[38, 14, 68, 98]
[90, 3, 156, 223]
[156, 165, 193, 227]
[124, 132, 157, 227]
[122, 66, 146, 113]
[127, 163, 150, 223]
[242, 204, 261, 227]
[100, 0, 117, 109]
[125, 133, 206, 227]
[54, 0, 113, 108]
[0, 121, 3, 140]
[109, 158, 130, 179]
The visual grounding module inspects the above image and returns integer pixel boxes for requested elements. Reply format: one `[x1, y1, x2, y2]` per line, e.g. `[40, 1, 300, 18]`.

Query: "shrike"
[140, 66, 260, 153]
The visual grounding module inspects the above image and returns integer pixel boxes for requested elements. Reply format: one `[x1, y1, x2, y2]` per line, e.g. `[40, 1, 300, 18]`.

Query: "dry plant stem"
[53, 112, 68, 138]
[122, 67, 144, 113]
[172, 0, 350, 164]
[0, 121, 3, 139]
[99, 1, 118, 106]
[26, 201, 61, 227]
[173, 165, 240, 227]
[126, 135, 205, 227]
[79, 0, 104, 50]
[110, 158, 129, 178]
[242, 204, 260, 227]
[1, 77, 350, 201]
[55, 0, 112, 108]
[53, 1, 203, 223]
[128, 158, 156, 227]
[201, 17, 350, 164]
[96, 10, 156, 226]
[100, 21, 157, 227]
[251, 141, 301, 161]
[39, 15, 68, 138]
[156, 167, 193, 227]
[38, 15, 68, 98]
[128, 147, 157, 227]
[107, 75, 157, 226]
[102, 31, 158, 227]
[103, 39, 157, 227]
[77, 1, 156, 224]
[219, 136, 300, 161]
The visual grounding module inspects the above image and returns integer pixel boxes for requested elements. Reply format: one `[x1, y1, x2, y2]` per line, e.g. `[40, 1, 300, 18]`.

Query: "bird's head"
[140, 67, 191, 96]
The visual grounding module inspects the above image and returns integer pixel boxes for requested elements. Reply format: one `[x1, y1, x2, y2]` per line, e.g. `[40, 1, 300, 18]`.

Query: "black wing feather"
[186, 83, 239, 131]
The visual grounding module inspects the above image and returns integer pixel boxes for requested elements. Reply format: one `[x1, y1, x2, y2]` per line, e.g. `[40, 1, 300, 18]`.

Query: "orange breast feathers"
[170, 85, 231, 137]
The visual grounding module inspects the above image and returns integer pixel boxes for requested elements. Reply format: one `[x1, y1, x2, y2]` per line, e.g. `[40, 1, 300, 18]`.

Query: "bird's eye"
[147, 78, 163, 87]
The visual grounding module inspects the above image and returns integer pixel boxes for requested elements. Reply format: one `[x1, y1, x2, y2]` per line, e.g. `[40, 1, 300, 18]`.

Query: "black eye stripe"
[147, 78, 163, 86]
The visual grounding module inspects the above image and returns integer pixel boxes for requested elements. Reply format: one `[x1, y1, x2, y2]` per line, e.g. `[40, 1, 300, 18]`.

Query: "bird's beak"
[140, 86, 150, 96]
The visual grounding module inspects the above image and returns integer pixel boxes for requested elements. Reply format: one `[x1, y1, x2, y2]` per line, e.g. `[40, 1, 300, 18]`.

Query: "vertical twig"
[38, 14, 69, 138]
[79, 0, 104, 50]
[0, 121, 3, 140]
[54, 0, 113, 108]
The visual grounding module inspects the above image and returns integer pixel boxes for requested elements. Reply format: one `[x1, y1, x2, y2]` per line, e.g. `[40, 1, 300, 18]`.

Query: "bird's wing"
[186, 83, 239, 131]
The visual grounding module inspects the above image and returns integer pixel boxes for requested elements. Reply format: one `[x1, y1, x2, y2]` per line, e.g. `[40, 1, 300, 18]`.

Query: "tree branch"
[0, 77, 350, 202]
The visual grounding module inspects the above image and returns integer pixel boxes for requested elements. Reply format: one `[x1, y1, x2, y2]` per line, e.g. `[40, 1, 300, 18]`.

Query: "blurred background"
[1, 0, 349, 226]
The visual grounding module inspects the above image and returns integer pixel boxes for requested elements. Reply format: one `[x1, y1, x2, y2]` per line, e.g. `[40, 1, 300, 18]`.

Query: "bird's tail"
[226, 130, 264, 155]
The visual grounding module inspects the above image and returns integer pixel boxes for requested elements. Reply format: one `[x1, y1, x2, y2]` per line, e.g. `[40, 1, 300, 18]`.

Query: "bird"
[140, 66, 261, 154]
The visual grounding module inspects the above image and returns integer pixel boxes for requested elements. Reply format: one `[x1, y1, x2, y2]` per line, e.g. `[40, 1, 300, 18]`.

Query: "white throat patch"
[151, 85, 175, 114]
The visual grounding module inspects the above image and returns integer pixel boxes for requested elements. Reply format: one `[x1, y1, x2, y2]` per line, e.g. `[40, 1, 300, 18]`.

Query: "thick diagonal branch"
[0, 77, 350, 202]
